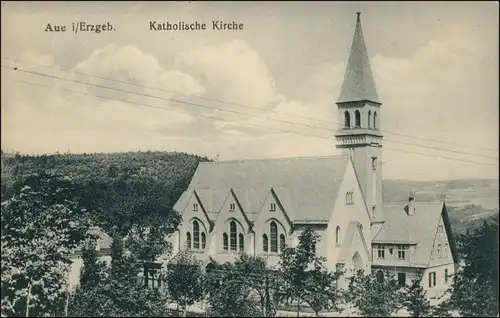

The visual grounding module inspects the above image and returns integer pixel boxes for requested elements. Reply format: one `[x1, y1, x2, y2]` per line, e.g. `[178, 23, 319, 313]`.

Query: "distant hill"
[383, 178, 499, 207]
[383, 178, 499, 235]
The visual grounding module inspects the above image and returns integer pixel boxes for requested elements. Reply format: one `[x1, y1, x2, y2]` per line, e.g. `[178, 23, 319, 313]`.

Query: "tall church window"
[186, 232, 191, 249]
[223, 233, 228, 250]
[263, 234, 269, 252]
[230, 221, 237, 251]
[336, 226, 341, 245]
[270, 221, 278, 252]
[193, 221, 200, 249]
[344, 111, 351, 128]
[373, 111, 377, 129]
[239, 233, 244, 251]
[354, 110, 361, 127]
[368, 110, 372, 128]
[279, 234, 286, 251]
[201, 232, 206, 249]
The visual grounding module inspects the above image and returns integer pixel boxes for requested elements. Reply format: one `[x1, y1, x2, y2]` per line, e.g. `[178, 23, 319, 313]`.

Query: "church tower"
[335, 12, 384, 224]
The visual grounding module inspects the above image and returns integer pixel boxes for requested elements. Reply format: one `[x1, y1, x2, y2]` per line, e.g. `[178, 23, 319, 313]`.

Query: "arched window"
[239, 233, 244, 251]
[223, 233, 228, 250]
[368, 110, 372, 128]
[186, 232, 191, 249]
[279, 234, 286, 251]
[263, 234, 269, 252]
[270, 221, 278, 253]
[355, 110, 361, 127]
[344, 111, 351, 128]
[193, 221, 200, 249]
[230, 221, 237, 251]
[373, 111, 377, 129]
[201, 232, 206, 249]
[336, 226, 341, 245]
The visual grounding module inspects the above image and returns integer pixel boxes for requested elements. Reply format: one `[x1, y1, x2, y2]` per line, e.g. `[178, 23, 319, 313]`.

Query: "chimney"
[408, 191, 416, 216]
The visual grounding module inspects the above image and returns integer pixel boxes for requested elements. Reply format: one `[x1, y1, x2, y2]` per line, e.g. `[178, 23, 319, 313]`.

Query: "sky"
[1, 1, 499, 181]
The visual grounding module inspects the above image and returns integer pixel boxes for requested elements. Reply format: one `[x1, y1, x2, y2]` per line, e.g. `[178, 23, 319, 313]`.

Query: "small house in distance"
[67, 227, 113, 289]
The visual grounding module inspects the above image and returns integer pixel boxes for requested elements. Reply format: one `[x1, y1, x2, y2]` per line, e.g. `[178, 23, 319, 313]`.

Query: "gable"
[427, 204, 458, 266]
[180, 190, 213, 232]
[441, 203, 459, 264]
[337, 221, 371, 264]
[254, 189, 293, 235]
[213, 189, 252, 234]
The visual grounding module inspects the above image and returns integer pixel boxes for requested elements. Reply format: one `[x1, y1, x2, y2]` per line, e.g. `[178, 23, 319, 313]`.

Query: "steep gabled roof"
[337, 12, 380, 104]
[373, 202, 449, 267]
[173, 156, 351, 223]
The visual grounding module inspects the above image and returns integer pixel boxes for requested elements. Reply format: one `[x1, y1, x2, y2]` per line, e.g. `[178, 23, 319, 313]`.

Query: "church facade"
[170, 13, 457, 298]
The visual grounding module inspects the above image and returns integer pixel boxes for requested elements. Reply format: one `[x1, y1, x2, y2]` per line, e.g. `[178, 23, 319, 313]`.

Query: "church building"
[170, 13, 458, 298]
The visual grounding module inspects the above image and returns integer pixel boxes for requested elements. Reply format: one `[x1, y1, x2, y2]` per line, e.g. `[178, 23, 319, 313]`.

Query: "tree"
[233, 253, 284, 317]
[165, 249, 205, 316]
[448, 220, 499, 317]
[1, 173, 92, 317]
[303, 262, 342, 317]
[279, 227, 329, 317]
[68, 231, 168, 317]
[205, 261, 261, 317]
[402, 279, 433, 317]
[79, 236, 107, 289]
[348, 270, 403, 317]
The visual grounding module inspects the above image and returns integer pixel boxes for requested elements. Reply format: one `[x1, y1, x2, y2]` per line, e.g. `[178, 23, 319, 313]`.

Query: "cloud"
[370, 23, 498, 180]
[1, 16, 497, 180]
[174, 39, 277, 109]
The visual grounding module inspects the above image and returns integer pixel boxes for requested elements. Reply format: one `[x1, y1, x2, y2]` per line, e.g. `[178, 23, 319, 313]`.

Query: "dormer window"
[229, 203, 235, 211]
[192, 203, 198, 211]
[346, 191, 354, 205]
[270, 203, 276, 212]
[438, 225, 444, 233]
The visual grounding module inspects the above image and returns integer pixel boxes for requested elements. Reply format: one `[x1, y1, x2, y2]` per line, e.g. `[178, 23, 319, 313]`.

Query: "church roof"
[337, 12, 380, 104]
[373, 201, 452, 267]
[173, 156, 351, 223]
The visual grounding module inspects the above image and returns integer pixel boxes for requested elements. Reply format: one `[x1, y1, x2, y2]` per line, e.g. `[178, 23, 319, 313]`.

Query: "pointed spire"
[338, 12, 380, 104]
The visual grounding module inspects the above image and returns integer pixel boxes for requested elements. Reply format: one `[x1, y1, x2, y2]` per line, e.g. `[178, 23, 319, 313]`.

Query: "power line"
[12, 78, 498, 168]
[3, 65, 499, 162]
[4, 63, 498, 161]
[2, 57, 498, 154]
[2, 65, 343, 134]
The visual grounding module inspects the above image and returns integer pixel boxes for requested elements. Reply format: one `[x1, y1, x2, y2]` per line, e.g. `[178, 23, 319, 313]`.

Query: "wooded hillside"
[1, 151, 210, 237]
